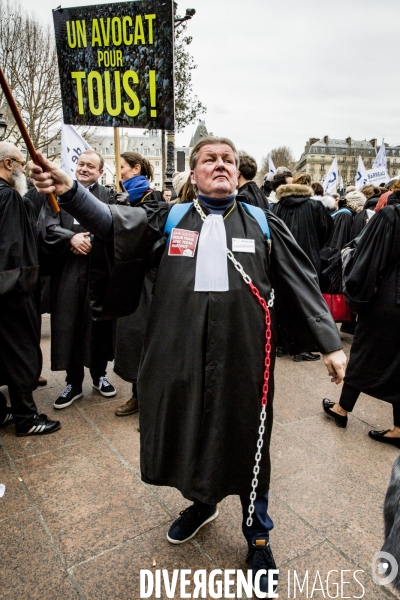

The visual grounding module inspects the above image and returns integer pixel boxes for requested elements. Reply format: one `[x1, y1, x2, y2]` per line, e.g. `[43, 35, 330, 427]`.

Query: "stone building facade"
[295, 136, 400, 186]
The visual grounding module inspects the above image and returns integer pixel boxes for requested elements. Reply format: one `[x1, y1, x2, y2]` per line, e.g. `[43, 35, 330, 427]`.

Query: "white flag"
[355, 155, 368, 190]
[268, 154, 276, 174]
[339, 176, 344, 191]
[61, 123, 114, 179]
[373, 138, 387, 169]
[323, 157, 338, 194]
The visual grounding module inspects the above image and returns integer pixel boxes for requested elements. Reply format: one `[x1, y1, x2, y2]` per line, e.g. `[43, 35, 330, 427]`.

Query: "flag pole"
[113, 127, 121, 192]
[0, 66, 59, 213]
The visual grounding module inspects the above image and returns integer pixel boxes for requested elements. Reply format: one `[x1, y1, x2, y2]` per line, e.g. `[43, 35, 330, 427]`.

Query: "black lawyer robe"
[270, 184, 333, 277]
[236, 181, 269, 210]
[343, 200, 400, 403]
[42, 182, 114, 371]
[0, 180, 41, 391]
[325, 209, 354, 251]
[59, 187, 342, 504]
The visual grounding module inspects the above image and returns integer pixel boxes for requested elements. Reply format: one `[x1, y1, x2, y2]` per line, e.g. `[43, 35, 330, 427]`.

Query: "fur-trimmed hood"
[276, 184, 313, 201]
[312, 195, 336, 210]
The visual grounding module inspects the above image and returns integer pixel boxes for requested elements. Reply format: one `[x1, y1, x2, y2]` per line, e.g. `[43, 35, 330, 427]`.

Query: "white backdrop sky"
[18, 0, 400, 164]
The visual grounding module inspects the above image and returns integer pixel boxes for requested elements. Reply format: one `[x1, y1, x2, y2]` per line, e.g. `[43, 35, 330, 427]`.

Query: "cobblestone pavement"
[0, 316, 399, 599]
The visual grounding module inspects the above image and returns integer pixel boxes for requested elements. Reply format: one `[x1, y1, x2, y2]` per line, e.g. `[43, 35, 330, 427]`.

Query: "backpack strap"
[164, 202, 193, 241]
[332, 207, 353, 218]
[240, 202, 272, 253]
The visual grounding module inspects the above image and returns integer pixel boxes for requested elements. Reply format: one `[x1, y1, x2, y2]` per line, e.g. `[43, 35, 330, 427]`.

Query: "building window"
[155, 148, 161, 156]
[143, 148, 149, 155]
[155, 161, 160, 166]
[101, 148, 107, 155]
[320, 164, 325, 172]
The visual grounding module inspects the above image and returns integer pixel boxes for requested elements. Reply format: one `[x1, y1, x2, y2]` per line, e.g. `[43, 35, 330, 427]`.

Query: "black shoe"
[93, 376, 116, 397]
[276, 347, 287, 357]
[293, 352, 321, 362]
[54, 385, 83, 409]
[368, 430, 400, 448]
[0, 410, 13, 427]
[166, 503, 218, 544]
[16, 413, 61, 437]
[246, 540, 278, 598]
[322, 398, 348, 428]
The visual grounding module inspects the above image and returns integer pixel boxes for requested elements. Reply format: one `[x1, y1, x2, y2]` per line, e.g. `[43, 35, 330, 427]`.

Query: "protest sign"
[53, 0, 174, 129]
[366, 167, 389, 186]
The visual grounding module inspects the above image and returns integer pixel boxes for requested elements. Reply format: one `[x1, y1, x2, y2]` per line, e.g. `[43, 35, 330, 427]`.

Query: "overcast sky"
[18, 0, 400, 165]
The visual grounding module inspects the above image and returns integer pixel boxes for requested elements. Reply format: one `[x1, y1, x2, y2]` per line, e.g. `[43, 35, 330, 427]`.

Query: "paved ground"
[0, 315, 399, 599]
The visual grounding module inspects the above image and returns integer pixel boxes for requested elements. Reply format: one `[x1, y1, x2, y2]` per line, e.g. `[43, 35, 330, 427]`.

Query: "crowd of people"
[0, 136, 399, 595]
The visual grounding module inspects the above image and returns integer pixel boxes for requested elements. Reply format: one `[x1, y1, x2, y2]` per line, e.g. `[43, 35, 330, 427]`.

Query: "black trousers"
[66, 319, 113, 388]
[0, 291, 41, 426]
[339, 382, 400, 427]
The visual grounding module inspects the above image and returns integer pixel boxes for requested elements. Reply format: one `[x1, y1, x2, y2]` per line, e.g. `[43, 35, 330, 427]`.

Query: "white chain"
[194, 198, 273, 526]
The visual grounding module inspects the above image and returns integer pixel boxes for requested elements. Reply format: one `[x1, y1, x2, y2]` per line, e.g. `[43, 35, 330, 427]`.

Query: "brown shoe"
[115, 396, 139, 416]
[38, 375, 47, 386]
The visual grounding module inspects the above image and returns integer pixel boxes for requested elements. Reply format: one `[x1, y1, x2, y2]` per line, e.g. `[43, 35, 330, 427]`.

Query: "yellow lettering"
[100, 18, 111, 46]
[104, 71, 121, 116]
[97, 51, 104, 67]
[145, 14, 156, 44]
[116, 50, 123, 67]
[87, 71, 104, 115]
[122, 16, 133, 45]
[91, 19, 102, 47]
[111, 17, 122, 46]
[123, 70, 140, 117]
[66, 21, 76, 48]
[76, 20, 87, 47]
[134, 15, 145, 44]
[71, 72, 86, 114]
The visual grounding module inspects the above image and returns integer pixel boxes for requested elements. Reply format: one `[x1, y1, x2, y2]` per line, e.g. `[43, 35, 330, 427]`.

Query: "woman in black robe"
[323, 191, 400, 446]
[113, 152, 161, 416]
[325, 190, 366, 251]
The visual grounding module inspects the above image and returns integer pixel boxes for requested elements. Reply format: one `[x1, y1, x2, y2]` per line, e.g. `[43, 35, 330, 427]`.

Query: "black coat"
[325, 208, 355, 251]
[351, 197, 379, 239]
[0, 180, 41, 390]
[43, 182, 114, 371]
[343, 201, 400, 403]
[237, 181, 268, 210]
[271, 184, 333, 276]
[63, 189, 343, 504]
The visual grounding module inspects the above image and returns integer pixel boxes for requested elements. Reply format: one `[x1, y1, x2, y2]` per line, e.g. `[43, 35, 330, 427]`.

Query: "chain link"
[193, 198, 274, 527]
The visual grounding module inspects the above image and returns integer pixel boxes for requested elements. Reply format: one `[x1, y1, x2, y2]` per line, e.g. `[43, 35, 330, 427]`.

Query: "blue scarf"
[123, 175, 150, 206]
[197, 193, 236, 215]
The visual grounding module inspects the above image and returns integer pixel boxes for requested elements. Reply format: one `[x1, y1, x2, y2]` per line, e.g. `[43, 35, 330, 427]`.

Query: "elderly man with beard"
[0, 142, 60, 436]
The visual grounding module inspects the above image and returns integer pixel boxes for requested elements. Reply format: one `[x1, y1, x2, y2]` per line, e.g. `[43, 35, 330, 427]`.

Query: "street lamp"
[0, 113, 7, 140]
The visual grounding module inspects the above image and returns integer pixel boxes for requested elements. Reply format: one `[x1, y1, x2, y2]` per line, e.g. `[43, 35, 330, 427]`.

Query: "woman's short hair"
[120, 152, 154, 181]
[311, 182, 324, 196]
[360, 184, 381, 199]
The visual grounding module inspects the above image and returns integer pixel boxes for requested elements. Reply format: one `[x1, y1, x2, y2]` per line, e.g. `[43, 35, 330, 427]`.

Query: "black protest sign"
[53, 0, 174, 129]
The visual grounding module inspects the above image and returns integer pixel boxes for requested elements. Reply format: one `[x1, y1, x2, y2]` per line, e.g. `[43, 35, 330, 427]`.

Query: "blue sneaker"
[247, 540, 278, 598]
[167, 503, 218, 544]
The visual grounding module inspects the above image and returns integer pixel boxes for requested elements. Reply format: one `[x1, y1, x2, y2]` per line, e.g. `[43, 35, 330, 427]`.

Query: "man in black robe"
[236, 153, 268, 209]
[0, 142, 60, 436]
[42, 151, 116, 409]
[29, 138, 346, 596]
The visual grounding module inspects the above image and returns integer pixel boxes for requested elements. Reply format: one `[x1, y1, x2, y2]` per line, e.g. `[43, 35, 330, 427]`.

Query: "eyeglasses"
[9, 157, 26, 168]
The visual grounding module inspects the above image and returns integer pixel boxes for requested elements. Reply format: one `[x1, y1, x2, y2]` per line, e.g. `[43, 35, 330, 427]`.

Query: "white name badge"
[232, 238, 255, 253]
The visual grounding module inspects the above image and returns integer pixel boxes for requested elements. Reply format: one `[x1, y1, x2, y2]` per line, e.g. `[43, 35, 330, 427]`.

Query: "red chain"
[248, 282, 272, 407]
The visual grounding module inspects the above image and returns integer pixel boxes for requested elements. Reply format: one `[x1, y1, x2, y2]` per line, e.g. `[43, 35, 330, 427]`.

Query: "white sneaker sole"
[166, 508, 219, 544]
[53, 392, 83, 409]
[92, 385, 117, 397]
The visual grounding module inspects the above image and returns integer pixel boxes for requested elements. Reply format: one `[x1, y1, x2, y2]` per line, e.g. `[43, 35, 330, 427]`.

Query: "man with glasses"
[0, 141, 60, 436]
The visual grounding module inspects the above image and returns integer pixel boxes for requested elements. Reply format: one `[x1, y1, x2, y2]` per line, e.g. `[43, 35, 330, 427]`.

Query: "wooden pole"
[0, 66, 59, 212]
[113, 127, 121, 191]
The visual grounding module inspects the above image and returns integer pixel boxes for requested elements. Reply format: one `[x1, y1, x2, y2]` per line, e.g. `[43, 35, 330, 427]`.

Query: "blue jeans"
[194, 492, 273, 545]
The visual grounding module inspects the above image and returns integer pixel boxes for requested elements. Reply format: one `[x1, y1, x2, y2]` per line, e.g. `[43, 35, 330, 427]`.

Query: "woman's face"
[120, 157, 141, 181]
